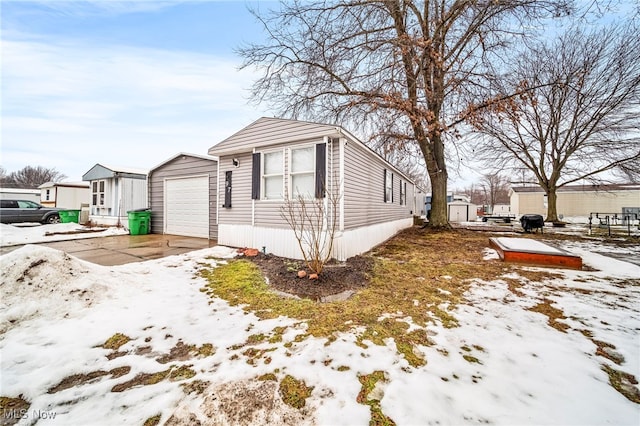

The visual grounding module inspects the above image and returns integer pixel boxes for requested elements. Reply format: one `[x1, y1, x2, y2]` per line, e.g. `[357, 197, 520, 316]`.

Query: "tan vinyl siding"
[343, 142, 414, 230]
[148, 155, 218, 239]
[512, 188, 640, 217]
[218, 153, 253, 225]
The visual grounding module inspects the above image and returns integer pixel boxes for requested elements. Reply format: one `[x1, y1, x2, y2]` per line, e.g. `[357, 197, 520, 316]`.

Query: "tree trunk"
[423, 132, 450, 228]
[545, 188, 559, 222]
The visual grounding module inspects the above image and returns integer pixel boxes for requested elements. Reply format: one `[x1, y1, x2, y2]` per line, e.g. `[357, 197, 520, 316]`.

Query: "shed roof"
[82, 164, 148, 181]
[38, 181, 90, 189]
[149, 153, 217, 175]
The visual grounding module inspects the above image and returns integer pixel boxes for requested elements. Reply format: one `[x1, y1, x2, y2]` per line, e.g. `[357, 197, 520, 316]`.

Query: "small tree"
[280, 181, 341, 276]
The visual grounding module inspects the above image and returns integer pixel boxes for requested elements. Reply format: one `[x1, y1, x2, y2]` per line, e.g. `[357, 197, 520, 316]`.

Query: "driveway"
[2, 234, 217, 266]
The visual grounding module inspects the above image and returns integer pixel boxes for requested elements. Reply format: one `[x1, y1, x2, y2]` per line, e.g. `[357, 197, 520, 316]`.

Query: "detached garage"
[148, 153, 218, 239]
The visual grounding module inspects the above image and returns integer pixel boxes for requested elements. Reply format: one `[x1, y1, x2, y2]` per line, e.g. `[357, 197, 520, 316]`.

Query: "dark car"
[0, 199, 61, 224]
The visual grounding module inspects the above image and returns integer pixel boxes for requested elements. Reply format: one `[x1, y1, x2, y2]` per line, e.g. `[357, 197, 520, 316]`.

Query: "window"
[262, 151, 284, 200]
[252, 143, 326, 201]
[17, 200, 39, 208]
[384, 170, 393, 203]
[45, 189, 50, 201]
[400, 180, 406, 205]
[92, 180, 107, 206]
[290, 146, 315, 198]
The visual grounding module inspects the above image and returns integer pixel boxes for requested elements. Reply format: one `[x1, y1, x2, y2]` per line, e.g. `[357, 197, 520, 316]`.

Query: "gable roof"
[82, 164, 148, 181]
[208, 117, 415, 183]
[148, 152, 217, 175]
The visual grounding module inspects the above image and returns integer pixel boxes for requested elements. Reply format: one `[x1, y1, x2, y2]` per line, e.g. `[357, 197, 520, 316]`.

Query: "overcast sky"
[1, 1, 635, 187]
[1, 0, 272, 182]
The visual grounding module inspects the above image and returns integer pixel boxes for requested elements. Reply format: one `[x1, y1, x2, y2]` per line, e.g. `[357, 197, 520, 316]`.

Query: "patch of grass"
[258, 373, 278, 382]
[181, 380, 210, 395]
[278, 375, 313, 409]
[243, 347, 277, 366]
[111, 365, 193, 392]
[357, 371, 396, 425]
[337, 366, 350, 372]
[0, 395, 30, 425]
[201, 229, 515, 368]
[593, 340, 625, 365]
[169, 365, 196, 381]
[101, 333, 131, 350]
[48, 366, 131, 394]
[527, 299, 570, 333]
[197, 343, 215, 357]
[463, 355, 482, 364]
[143, 414, 161, 426]
[602, 365, 640, 404]
[268, 326, 287, 343]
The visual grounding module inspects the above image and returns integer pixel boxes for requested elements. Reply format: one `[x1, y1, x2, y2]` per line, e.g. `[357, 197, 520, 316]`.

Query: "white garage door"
[165, 176, 209, 238]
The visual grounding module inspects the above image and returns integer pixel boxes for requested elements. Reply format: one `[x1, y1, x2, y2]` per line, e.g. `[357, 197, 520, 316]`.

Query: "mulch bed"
[246, 253, 374, 301]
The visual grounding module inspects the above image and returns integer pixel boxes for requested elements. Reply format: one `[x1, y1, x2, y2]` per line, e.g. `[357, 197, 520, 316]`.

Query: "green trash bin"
[127, 209, 151, 235]
[59, 209, 81, 223]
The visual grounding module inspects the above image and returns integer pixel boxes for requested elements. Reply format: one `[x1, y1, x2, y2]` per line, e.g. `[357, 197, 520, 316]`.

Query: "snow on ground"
[0, 223, 128, 247]
[1, 236, 639, 425]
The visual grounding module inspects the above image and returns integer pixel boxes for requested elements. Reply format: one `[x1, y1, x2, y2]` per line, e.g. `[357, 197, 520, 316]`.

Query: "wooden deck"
[489, 237, 582, 269]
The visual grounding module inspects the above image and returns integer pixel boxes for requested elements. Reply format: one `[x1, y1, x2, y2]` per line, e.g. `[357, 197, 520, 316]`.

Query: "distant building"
[39, 181, 90, 209]
[0, 188, 41, 203]
[510, 184, 640, 219]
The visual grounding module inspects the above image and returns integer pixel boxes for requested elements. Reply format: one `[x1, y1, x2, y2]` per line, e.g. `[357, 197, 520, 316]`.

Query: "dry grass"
[278, 375, 313, 409]
[200, 228, 516, 368]
[527, 299, 570, 333]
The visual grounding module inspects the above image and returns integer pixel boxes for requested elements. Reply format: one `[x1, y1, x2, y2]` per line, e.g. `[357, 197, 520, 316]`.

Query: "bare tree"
[280, 181, 341, 276]
[3, 166, 67, 188]
[470, 23, 640, 221]
[480, 173, 511, 211]
[240, 0, 569, 228]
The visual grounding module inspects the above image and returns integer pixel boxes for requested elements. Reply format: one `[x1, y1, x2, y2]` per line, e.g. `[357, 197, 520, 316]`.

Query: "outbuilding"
[148, 153, 218, 239]
[38, 181, 90, 209]
[0, 188, 41, 203]
[447, 200, 478, 222]
[82, 164, 148, 227]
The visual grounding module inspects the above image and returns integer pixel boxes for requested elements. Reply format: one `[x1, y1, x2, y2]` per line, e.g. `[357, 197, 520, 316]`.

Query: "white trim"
[149, 152, 217, 174]
[339, 138, 345, 232]
[287, 143, 316, 199]
[260, 148, 286, 201]
[218, 217, 412, 261]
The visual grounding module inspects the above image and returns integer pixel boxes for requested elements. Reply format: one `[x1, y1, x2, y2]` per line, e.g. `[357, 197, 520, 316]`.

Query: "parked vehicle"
[0, 199, 61, 224]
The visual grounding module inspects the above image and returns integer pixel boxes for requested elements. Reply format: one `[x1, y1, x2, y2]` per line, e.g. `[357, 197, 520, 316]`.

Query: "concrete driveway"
[5, 234, 217, 266]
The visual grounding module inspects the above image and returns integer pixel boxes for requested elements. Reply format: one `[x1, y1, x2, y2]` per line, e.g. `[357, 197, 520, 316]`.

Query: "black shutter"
[224, 171, 232, 208]
[383, 169, 387, 202]
[315, 143, 327, 198]
[391, 173, 394, 203]
[251, 153, 261, 200]
[404, 182, 407, 205]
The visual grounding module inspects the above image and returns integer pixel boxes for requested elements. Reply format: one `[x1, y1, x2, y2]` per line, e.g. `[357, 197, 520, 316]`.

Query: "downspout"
[336, 127, 347, 233]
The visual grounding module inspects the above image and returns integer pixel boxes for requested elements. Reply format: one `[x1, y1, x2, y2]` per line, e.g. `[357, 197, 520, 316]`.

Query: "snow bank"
[0, 245, 107, 333]
[0, 223, 128, 247]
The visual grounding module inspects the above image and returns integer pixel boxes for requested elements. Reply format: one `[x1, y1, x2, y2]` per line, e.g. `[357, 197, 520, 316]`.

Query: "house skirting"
[88, 215, 129, 228]
[218, 217, 413, 261]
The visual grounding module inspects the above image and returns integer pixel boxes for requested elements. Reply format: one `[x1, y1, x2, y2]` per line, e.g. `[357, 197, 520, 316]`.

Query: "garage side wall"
[149, 156, 218, 239]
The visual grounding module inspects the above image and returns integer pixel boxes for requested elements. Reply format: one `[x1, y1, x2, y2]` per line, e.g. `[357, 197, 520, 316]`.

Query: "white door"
[165, 176, 209, 238]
